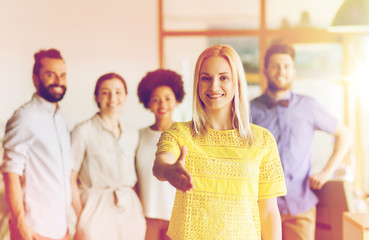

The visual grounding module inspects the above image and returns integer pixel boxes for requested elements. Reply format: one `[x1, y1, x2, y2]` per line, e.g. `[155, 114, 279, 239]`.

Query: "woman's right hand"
[163, 146, 194, 193]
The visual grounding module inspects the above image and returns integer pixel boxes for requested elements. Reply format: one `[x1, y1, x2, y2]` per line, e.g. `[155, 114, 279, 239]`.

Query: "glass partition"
[163, 0, 260, 30]
[266, 0, 344, 29]
[293, 43, 343, 80]
[164, 36, 260, 82]
[164, 36, 260, 121]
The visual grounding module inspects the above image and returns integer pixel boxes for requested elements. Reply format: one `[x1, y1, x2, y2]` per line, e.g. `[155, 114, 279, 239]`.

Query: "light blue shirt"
[2, 93, 71, 238]
[250, 91, 338, 215]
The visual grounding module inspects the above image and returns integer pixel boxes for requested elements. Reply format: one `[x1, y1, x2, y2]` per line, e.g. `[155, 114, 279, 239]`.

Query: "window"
[158, 0, 367, 191]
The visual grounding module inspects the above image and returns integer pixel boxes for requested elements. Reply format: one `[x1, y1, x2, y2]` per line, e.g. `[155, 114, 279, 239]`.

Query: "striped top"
[156, 121, 286, 240]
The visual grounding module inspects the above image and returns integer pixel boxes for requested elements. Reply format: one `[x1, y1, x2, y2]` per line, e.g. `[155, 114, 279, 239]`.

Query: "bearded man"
[2, 49, 71, 240]
[250, 43, 352, 240]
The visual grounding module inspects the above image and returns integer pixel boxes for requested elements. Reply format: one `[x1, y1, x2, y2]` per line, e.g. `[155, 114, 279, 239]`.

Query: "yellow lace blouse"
[156, 122, 286, 240]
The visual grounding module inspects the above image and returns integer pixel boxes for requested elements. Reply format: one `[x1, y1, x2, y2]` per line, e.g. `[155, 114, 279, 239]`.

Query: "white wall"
[0, 0, 158, 134]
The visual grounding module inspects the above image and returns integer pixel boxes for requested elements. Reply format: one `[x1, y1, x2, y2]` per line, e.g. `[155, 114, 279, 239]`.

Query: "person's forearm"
[3, 173, 27, 232]
[260, 214, 282, 240]
[152, 152, 173, 181]
[3, 172, 26, 224]
[259, 198, 282, 240]
[323, 124, 352, 175]
[3, 172, 39, 239]
[70, 171, 82, 219]
[153, 147, 193, 192]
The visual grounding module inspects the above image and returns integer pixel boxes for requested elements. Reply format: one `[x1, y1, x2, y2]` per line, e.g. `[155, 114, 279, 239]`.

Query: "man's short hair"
[33, 49, 63, 76]
[264, 43, 295, 68]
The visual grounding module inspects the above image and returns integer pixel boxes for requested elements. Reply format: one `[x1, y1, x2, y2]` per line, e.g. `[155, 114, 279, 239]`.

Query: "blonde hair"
[192, 45, 253, 143]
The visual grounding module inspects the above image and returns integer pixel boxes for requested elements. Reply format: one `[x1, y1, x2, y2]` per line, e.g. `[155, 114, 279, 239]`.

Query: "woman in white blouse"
[70, 73, 146, 240]
[136, 69, 185, 240]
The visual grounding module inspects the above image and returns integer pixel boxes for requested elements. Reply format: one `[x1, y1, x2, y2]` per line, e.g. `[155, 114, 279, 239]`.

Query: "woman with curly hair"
[136, 69, 185, 240]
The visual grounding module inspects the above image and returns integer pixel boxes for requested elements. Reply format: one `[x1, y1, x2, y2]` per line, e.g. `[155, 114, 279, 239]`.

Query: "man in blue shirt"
[250, 43, 352, 240]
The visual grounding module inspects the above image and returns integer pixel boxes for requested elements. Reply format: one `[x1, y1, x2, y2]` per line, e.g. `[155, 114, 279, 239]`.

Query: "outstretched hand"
[165, 146, 194, 192]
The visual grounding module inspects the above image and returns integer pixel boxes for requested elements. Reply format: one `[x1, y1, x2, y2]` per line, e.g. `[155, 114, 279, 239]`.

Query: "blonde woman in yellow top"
[153, 45, 287, 240]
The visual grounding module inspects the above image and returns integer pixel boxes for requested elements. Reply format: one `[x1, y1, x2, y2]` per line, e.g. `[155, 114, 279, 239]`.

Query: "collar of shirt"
[32, 93, 59, 115]
[263, 91, 292, 107]
[91, 113, 127, 138]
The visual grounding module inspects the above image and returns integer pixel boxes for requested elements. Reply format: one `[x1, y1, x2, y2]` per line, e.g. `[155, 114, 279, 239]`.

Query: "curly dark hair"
[137, 69, 185, 109]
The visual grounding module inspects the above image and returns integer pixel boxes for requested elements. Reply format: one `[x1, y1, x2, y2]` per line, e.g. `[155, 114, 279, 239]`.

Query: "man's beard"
[266, 75, 292, 92]
[267, 81, 291, 92]
[39, 83, 67, 103]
